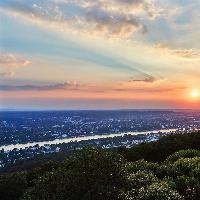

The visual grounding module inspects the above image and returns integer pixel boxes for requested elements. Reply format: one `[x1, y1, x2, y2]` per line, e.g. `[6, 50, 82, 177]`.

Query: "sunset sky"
[0, 0, 200, 110]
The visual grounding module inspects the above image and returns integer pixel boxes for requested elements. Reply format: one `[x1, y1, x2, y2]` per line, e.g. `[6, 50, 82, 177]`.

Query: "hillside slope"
[1, 131, 200, 200]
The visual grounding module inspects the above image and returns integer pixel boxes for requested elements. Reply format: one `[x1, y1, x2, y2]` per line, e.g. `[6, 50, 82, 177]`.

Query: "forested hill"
[1, 131, 200, 200]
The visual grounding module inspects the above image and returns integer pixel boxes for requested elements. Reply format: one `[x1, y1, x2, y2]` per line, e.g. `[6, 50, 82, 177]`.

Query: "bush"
[127, 171, 158, 189]
[125, 159, 159, 174]
[125, 182, 183, 200]
[166, 150, 200, 163]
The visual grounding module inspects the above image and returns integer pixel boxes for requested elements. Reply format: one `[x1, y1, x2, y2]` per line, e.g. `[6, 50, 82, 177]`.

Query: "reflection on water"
[0, 129, 177, 151]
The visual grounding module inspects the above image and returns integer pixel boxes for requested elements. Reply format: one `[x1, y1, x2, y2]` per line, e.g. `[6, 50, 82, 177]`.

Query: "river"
[0, 129, 177, 151]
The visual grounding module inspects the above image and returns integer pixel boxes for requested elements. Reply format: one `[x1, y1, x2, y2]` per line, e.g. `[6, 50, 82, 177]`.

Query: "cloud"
[55, 0, 161, 19]
[114, 85, 186, 93]
[172, 49, 200, 59]
[0, 53, 31, 67]
[128, 75, 157, 83]
[155, 44, 200, 59]
[0, 0, 161, 39]
[84, 8, 146, 38]
[0, 71, 15, 78]
[0, 81, 79, 91]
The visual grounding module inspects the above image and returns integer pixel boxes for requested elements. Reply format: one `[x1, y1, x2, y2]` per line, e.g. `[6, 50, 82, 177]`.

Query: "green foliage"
[120, 132, 200, 162]
[125, 159, 159, 174]
[126, 182, 183, 200]
[1, 132, 200, 199]
[166, 150, 200, 163]
[156, 151, 200, 199]
[127, 171, 158, 189]
[22, 147, 127, 200]
[0, 172, 27, 200]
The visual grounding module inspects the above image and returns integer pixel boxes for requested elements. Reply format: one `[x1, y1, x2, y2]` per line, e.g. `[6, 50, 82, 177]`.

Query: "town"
[0, 110, 200, 170]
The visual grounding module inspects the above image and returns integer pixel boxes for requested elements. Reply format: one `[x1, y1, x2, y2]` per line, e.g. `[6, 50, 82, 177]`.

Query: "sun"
[191, 90, 199, 98]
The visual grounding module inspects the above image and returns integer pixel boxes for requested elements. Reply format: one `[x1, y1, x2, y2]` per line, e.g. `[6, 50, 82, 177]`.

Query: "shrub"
[125, 182, 183, 200]
[166, 150, 200, 163]
[125, 159, 159, 174]
[127, 170, 158, 189]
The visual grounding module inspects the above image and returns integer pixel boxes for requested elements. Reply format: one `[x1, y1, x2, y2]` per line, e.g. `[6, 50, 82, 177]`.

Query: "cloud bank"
[0, 0, 161, 39]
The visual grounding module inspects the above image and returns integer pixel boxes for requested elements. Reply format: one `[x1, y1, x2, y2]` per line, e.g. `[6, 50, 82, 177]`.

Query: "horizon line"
[1, 108, 200, 112]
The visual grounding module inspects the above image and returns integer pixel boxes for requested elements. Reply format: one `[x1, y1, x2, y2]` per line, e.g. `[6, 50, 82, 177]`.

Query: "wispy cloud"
[128, 75, 157, 83]
[114, 85, 186, 93]
[155, 44, 200, 59]
[173, 49, 200, 59]
[0, 71, 15, 78]
[0, 81, 78, 91]
[0, 53, 31, 67]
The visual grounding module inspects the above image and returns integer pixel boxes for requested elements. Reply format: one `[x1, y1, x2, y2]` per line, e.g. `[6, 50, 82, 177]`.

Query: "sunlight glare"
[191, 90, 199, 98]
